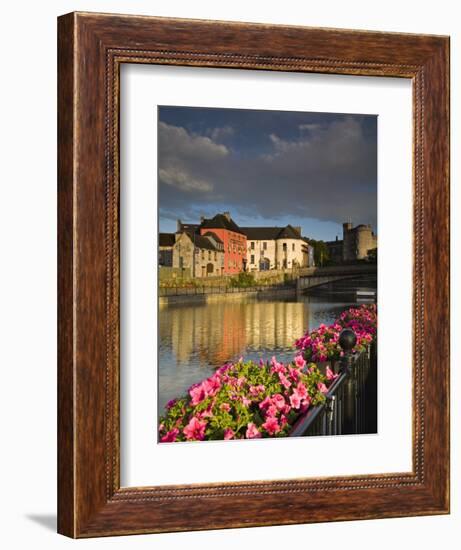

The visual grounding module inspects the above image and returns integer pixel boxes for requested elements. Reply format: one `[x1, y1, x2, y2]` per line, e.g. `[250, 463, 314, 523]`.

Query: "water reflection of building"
[244, 301, 307, 351]
[160, 299, 309, 369]
[162, 302, 247, 368]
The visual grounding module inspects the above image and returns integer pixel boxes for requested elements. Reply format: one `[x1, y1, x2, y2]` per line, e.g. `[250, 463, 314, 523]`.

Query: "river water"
[158, 287, 375, 413]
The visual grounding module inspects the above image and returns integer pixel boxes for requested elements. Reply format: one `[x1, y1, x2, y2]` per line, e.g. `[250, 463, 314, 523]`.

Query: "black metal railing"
[289, 329, 377, 437]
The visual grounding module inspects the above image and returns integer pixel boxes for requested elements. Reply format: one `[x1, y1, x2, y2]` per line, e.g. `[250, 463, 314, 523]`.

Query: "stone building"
[199, 213, 247, 275]
[158, 233, 175, 266]
[241, 225, 312, 271]
[178, 213, 247, 275]
[172, 231, 225, 278]
[326, 222, 378, 263]
[342, 222, 377, 261]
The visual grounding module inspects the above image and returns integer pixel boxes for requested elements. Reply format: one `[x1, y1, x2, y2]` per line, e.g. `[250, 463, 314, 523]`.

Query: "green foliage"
[230, 271, 256, 288]
[308, 239, 330, 266]
[159, 359, 329, 442]
[367, 247, 378, 263]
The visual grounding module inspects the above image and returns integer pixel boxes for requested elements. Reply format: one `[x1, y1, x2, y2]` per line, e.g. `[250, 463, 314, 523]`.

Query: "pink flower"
[262, 416, 281, 435]
[288, 366, 300, 382]
[249, 384, 265, 396]
[203, 375, 221, 396]
[183, 417, 207, 441]
[189, 384, 206, 405]
[266, 404, 278, 417]
[216, 363, 232, 375]
[197, 403, 214, 418]
[294, 355, 306, 369]
[220, 402, 231, 412]
[326, 366, 338, 381]
[259, 396, 272, 411]
[282, 404, 292, 415]
[272, 394, 286, 411]
[237, 376, 246, 388]
[224, 428, 234, 440]
[301, 396, 311, 414]
[317, 382, 329, 394]
[289, 391, 301, 410]
[160, 428, 179, 443]
[295, 382, 308, 399]
[278, 372, 291, 389]
[241, 396, 251, 407]
[246, 422, 262, 439]
[270, 357, 287, 374]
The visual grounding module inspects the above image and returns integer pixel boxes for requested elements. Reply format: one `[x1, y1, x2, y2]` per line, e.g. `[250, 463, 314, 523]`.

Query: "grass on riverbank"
[159, 271, 298, 289]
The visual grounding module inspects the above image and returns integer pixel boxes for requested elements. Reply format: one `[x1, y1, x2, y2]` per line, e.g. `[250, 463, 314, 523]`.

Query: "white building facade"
[241, 225, 312, 271]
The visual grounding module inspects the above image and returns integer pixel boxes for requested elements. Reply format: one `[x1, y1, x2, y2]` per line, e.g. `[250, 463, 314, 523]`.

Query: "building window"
[292, 243, 295, 251]
[283, 243, 287, 251]
[263, 242, 267, 250]
[214, 251, 217, 261]
[250, 254, 255, 264]
[251, 242, 255, 250]
[201, 251, 205, 260]
[208, 250, 211, 260]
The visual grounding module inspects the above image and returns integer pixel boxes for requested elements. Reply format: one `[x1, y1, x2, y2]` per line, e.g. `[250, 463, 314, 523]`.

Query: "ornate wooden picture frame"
[57, 12, 450, 537]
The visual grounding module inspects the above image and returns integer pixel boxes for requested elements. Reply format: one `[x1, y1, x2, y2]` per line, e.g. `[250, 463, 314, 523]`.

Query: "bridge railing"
[289, 330, 377, 437]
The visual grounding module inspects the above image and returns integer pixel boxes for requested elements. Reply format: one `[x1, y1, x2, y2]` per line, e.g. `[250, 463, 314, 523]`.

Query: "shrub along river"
[158, 281, 376, 414]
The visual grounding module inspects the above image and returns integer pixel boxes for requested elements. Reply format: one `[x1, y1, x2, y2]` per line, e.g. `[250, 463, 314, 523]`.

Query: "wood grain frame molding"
[58, 12, 450, 537]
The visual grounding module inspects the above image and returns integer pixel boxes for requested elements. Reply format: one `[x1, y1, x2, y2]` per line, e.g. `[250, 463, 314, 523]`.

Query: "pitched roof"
[200, 213, 244, 235]
[240, 227, 282, 240]
[177, 231, 221, 252]
[194, 234, 221, 251]
[202, 231, 223, 244]
[277, 225, 302, 239]
[241, 225, 303, 241]
[159, 233, 176, 247]
[178, 222, 200, 234]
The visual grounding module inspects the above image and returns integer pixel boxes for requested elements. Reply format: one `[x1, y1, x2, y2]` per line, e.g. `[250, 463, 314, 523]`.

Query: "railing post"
[339, 328, 357, 374]
[339, 328, 357, 433]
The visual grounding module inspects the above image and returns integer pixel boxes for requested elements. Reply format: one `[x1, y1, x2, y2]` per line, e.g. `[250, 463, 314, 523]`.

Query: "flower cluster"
[158, 358, 335, 443]
[295, 304, 377, 362]
[158, 304, 376, 443]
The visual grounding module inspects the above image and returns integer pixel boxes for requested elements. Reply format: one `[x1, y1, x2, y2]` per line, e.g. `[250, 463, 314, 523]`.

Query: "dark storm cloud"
[158, 112, 377, 229]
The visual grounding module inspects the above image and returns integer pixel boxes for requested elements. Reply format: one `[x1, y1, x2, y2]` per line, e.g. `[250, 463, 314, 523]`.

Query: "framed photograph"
[58, 12, 450, 537]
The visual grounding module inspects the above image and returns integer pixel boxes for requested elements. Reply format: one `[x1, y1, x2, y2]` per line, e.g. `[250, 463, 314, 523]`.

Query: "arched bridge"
[296, 264, 377, 293]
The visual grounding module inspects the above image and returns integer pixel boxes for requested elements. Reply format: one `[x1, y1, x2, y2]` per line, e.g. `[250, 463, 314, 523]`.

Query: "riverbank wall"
[159, 285, 297, 306]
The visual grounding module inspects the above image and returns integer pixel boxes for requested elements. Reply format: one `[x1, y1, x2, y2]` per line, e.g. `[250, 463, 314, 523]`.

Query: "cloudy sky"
[158, 106, 377, 241]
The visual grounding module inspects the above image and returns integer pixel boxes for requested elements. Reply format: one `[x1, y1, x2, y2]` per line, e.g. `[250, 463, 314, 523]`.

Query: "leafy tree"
[308, 239, 330, 267]
[230, 272, 256, 288]
[367, 247, 378, 263]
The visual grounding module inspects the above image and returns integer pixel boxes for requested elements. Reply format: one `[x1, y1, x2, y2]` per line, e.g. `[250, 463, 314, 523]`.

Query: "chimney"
[177, 219, 182, 232]
[223, 211, 231, 222]
[294, 226, 301, 236]
[200, 215, 205, 224]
